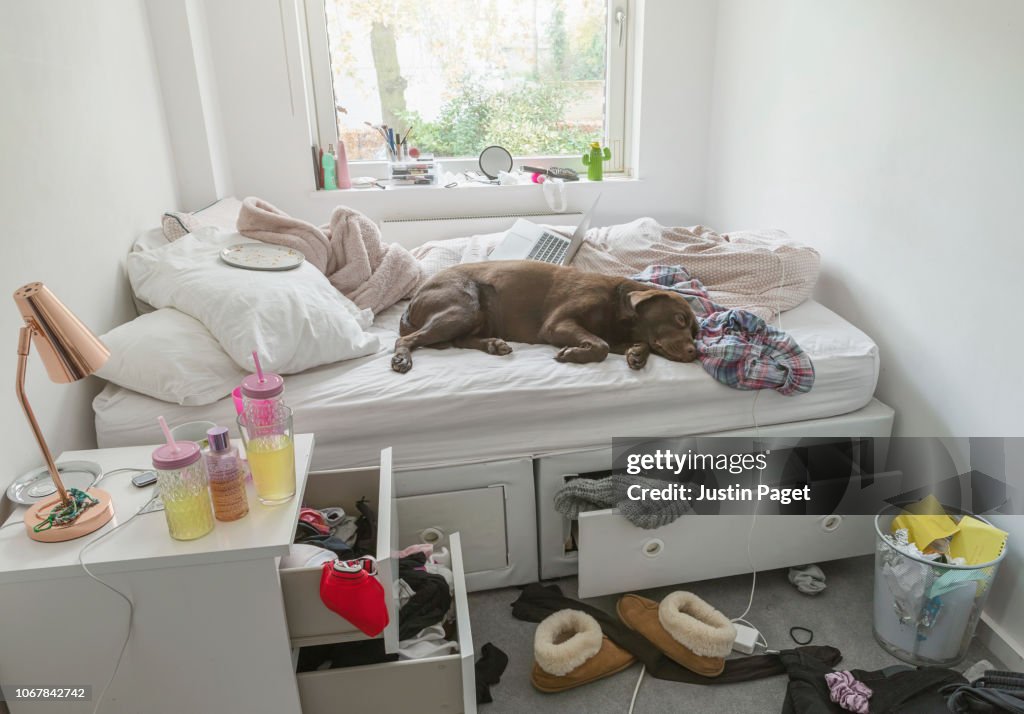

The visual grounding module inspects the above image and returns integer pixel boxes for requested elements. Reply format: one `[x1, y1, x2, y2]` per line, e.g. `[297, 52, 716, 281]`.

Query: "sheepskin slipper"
[531, 609, 635, 693]
[617, 593, 736, 677]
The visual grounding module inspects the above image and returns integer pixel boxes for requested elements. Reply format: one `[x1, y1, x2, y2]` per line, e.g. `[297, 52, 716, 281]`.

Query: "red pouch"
[319, 556, 389, 637]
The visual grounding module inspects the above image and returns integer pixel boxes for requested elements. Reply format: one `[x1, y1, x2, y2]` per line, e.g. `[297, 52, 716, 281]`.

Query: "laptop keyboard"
[527, 232, 569, 263]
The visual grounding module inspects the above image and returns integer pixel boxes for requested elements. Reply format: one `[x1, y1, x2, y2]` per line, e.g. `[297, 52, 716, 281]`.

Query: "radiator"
[379, 212, 583, 249]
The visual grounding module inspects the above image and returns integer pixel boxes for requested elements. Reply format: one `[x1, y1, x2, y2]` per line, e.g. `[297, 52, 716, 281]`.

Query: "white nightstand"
[0, 434, 314, 714]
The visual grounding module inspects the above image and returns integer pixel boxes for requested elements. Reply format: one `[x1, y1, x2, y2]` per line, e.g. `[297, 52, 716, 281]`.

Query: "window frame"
[301, 0, 634, 179]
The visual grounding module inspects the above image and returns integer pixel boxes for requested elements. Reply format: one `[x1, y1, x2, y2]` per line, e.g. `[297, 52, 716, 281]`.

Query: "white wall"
[161, 0, 719, 226]
[704, 0, 1024, 659]
[0, 0, 179, 513]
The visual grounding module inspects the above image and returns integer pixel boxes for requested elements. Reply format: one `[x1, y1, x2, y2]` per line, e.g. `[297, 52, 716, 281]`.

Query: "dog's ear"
[628, 289, 670, 311]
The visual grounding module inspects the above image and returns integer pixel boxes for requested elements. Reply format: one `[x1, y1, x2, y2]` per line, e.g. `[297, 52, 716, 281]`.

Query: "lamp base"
[23, 487, 115, 542]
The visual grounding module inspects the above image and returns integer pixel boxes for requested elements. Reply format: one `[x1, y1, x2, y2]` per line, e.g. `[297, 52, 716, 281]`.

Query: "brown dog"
[392, 261, 699, 373]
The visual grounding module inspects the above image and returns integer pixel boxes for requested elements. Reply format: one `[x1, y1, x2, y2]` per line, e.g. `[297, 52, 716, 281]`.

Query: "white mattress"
[94, 300, 879, 470]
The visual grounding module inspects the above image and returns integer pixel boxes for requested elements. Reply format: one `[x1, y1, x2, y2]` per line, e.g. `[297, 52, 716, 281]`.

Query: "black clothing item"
[944, 670, 1024, 713]
[295, 639, 398, 672]
[511, 582, 841, 684]
[398, 553, 452, 639]
[294, 521, 356, 559]
[475, 642, 509, 704]
[354, 497, 377, 554]
[778, 646, 966, 713]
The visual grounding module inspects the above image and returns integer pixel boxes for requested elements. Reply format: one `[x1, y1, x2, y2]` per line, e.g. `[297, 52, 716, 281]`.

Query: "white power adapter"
[732, 624, 760, 654]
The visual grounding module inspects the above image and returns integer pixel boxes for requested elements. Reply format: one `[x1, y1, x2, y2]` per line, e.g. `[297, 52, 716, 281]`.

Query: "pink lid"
[240, 372, 284, 400]
[152, 440, 202, 470]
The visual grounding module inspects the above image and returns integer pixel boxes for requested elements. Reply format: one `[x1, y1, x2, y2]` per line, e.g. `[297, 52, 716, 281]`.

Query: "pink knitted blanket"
[237, 197, 424, 315]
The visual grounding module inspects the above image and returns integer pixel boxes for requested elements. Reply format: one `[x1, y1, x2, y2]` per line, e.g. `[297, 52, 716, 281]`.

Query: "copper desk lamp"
[13, 282, 115, 542]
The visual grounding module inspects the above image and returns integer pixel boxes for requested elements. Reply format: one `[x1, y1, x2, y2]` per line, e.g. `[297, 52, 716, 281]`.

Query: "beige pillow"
[160, 197, 243, 241]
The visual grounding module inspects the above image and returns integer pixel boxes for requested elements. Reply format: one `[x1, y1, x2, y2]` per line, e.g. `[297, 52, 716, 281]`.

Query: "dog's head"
[625, 289, 699, 362]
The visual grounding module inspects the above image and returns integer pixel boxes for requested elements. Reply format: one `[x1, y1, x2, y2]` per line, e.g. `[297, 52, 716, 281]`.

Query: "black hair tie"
[790, 626, 814, 645]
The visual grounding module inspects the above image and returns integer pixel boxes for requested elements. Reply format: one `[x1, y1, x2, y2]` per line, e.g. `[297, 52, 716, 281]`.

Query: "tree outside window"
[324, 0, 608, 161]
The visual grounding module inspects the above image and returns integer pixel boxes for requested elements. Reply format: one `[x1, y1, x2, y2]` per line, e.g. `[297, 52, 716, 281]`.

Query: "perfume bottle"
[322, 145, 338, 190]
[204, 426, 248, 522]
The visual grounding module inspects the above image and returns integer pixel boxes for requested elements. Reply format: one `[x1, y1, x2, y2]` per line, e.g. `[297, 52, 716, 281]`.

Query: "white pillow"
[96, 309, 247, 405]
[126, 228, 380, 374]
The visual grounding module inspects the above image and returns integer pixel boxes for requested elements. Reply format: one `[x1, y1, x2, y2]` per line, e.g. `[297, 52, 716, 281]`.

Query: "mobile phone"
[131, 471, 158, 488]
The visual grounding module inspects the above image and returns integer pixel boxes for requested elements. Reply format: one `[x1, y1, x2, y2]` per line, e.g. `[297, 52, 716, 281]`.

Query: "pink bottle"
[336, 140, 352, 189]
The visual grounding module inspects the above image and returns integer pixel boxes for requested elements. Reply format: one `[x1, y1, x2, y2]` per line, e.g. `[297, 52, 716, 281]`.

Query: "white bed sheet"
[94, 299, 879, 470]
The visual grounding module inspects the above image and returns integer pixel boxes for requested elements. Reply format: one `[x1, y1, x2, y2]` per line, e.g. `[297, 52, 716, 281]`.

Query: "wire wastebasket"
[873, 505, 1006, 666]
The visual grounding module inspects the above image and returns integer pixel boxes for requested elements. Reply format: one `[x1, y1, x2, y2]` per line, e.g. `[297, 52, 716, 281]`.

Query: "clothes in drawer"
[295, 532, 477, 714]
[397, 486, 507, 573]
[576, 511, 876, 598]
[280, 448, 399, 650]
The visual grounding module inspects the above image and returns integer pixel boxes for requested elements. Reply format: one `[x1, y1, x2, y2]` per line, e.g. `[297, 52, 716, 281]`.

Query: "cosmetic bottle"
[204, 426, 249, 522]
[336, 141, 352, 189]
[322, 145, 338, 190]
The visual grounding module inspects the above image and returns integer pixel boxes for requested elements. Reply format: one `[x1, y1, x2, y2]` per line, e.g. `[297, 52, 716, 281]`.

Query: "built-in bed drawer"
[294, 531, 476, 714]
[395, 457, 538, 591]
[280, 448, 400, 650]
[577, 511, 876, 598]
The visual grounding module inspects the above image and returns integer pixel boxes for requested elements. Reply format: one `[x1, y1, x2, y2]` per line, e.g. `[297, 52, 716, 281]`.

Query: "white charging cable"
[731, 251, 787, 652]
[78, 494, 159, 714]
[627, 249, 788, 712]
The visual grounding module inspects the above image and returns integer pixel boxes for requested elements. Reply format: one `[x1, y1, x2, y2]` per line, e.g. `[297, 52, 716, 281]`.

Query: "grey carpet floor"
[468, 555, 1003, 714]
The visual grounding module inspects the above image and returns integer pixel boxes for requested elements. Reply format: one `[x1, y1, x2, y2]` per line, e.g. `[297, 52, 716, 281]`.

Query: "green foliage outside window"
[399, 77, 600, 158]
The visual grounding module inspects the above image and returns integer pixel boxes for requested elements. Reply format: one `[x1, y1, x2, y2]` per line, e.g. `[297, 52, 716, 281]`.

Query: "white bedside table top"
[0, 433, 314, 585]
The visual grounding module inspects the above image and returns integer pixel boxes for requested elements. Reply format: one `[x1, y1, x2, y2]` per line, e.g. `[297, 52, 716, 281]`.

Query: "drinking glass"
[238, 406, 296, 505]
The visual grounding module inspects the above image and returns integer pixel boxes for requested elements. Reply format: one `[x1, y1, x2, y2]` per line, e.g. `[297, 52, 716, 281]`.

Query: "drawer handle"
[642, 538, 664, 558]
[421, 527, 445, 544]
[820, 515, 843, 533]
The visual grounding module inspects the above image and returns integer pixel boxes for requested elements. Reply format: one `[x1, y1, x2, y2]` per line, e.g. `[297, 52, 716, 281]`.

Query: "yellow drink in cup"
[246, 434, 295, 505]
[238, 406, 296, 505]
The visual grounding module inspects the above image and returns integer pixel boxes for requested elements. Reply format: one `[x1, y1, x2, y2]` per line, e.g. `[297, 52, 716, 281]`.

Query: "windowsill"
[309, 174, 639, 196]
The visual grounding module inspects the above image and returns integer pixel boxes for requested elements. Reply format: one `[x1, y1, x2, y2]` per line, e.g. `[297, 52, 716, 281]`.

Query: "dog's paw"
[555, 346, 580, 363]
[487, 338, 513, 356]
[626, 344, 650, 370]
[391, 351, 413, 373]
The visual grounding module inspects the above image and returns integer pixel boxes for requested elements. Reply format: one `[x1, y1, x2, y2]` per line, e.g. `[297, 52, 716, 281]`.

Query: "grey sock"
[788, 564, 826, 595]
[612, 473, 693, 529]
[553, 476, 620, 520]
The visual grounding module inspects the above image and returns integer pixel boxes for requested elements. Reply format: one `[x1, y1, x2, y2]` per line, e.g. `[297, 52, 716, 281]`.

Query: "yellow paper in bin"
[949, 516, 1008, 566]
[892, 496, 960, 551]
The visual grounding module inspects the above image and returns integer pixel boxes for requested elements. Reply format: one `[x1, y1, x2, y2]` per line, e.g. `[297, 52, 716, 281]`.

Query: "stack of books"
[389, 158, 438, 186]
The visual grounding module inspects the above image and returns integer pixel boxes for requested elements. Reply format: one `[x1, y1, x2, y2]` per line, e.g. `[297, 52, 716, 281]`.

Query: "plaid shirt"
[632, 266, 815, 395]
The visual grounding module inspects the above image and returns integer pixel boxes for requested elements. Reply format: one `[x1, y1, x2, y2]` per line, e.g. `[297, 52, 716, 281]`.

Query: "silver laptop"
[488, 195, 600, 265]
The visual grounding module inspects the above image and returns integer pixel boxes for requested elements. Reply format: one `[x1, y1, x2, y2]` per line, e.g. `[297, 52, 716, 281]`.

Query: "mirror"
[478, 145, 513, 179]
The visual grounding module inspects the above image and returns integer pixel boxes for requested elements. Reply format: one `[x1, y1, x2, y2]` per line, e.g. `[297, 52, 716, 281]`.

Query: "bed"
[94, 218, 891, 591]
[94, 297, 879, 470]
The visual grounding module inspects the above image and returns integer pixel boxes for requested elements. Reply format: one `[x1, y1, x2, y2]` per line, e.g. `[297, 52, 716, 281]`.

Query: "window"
[304, 0, 632, 173]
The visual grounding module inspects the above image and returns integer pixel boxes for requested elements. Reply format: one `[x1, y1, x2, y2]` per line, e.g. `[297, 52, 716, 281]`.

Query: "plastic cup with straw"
[240, 350, 286, 429]
[151, 416, 213, 540]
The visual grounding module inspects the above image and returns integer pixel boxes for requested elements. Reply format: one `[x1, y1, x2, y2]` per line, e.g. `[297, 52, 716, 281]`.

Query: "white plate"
[7, 461, 102, 505]
[220, 243, 305, 271]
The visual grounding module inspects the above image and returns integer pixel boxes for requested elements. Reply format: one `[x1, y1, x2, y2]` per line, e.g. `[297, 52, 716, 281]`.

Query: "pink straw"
[158, 416, 179, 453]
[252, 350, 265, 384]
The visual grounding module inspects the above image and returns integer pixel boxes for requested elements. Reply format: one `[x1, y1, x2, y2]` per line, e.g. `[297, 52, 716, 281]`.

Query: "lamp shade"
[13, 283, 109, 383]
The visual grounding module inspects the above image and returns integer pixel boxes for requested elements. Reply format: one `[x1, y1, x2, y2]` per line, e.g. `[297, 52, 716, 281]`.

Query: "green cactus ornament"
[582, 142, 612, 181]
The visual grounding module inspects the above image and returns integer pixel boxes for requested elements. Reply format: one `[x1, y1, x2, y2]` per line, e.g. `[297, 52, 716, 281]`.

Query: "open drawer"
[576, 510, 876, 598]
[295, 532, 477, 714]
[280, 448, 399, 650]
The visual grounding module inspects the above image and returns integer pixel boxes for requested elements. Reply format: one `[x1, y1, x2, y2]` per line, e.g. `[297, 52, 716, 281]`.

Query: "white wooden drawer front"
[397, 486, 507, 573]
[577, 512, 876, 598]
[296, 532, 477, 714]
[281, 448, 399, 650]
